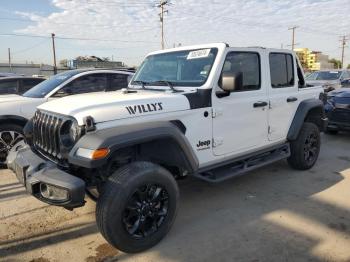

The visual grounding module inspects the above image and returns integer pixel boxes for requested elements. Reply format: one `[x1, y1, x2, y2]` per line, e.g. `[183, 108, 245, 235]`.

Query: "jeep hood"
[38, 90, 191, 125]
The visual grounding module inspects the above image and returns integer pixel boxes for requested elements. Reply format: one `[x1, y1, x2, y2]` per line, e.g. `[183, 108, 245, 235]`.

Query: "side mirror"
[217, 72, 243, 97]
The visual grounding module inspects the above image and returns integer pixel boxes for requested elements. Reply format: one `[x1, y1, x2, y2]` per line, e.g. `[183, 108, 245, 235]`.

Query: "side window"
[20, 79, 43, 93]
[0, 80, 18, 94]
[269, 53, 295, 88]
[221, 52, 261, 91]
[57, 74, 107, 96]
[343, 71, 350, 79]
[109, 74, 129, 91]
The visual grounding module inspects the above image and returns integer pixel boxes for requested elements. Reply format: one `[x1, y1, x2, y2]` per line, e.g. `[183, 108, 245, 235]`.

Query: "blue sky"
[0, 0, 349, 67]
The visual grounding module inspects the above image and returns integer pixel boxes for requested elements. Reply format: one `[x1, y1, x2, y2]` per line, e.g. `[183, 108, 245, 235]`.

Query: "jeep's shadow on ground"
[0, 135, 350, 261]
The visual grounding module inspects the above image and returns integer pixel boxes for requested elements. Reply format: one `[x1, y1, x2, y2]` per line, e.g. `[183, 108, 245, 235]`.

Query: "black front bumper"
[7, 141, 86, 209]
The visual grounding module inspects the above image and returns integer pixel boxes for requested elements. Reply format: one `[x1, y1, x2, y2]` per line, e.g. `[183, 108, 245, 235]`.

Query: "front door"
[212, 51, 269, 156]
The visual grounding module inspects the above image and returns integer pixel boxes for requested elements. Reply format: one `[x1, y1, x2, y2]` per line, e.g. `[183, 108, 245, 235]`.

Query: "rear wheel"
[0, 124, 24, 168]
[288, 122, 320, 170]
[96, 161, 179, 253]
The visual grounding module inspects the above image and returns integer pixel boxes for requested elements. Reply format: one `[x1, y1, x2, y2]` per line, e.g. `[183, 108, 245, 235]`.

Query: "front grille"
[329, 108, 350, 123]
[33, 110, 64, 161]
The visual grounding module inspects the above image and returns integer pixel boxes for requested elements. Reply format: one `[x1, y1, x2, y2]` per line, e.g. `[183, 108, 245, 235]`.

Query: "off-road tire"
[288, 122, 320, 170]
[96, 161, 179, 253]
[0, 124, 24, 169]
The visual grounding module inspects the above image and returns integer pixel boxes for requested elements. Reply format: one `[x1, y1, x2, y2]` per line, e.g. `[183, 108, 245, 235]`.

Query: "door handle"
[287, 97, 298, 102]
[253, 101, 268, 108]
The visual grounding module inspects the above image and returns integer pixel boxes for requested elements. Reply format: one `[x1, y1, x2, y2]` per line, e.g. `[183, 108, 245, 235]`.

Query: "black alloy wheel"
[122, 184, 169, 239]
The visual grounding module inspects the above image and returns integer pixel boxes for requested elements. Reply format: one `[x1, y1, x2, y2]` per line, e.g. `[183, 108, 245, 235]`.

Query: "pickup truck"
[7, 43, 327, 253]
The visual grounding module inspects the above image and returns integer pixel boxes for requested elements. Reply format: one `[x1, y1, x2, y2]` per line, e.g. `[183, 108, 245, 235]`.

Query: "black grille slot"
[33, 111, 63, 161]
[330, 109, 350, 123]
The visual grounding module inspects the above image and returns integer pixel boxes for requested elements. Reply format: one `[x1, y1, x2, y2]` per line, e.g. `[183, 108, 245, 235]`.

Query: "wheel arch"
[0, 115, 28, 129]
[287, 98, 326, 141]
[68, 121, 199, 174]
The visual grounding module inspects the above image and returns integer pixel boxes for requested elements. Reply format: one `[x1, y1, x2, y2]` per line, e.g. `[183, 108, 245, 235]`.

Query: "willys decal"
[126, 102, 163, 115]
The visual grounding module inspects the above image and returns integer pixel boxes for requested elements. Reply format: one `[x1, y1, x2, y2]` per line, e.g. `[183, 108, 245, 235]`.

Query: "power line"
[11, 38, 48, 54]
[0, 33, 159, 44]
[0, 17, 159, 29]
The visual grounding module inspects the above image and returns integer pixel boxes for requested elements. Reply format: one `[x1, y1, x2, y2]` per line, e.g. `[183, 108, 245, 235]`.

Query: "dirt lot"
[1, 133, 350, 262]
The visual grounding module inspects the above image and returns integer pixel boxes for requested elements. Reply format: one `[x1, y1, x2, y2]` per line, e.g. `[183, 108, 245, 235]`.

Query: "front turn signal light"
[91, 148, 110, 160]
[76, 147, 110, 160]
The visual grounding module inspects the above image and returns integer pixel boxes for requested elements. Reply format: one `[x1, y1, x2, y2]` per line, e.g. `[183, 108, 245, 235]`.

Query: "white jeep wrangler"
[8, 43, 327, 253]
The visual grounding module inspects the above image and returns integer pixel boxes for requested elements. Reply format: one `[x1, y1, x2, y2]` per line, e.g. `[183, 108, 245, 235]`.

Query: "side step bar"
[193, 143, 290, 183]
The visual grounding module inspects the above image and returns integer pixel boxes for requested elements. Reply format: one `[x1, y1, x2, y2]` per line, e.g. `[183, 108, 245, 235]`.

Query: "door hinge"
[213, 138, 223, 147]
[212, 108, 223, 118]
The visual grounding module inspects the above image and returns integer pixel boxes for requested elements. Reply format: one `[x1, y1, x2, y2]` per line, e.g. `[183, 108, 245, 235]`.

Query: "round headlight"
[69, 121, 80, 142]
[60, 119, 80, 147]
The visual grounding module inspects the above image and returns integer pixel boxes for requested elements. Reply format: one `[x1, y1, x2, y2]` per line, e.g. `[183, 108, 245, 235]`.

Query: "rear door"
[267, 52, 299, 141]
[212, 50, 269, 156]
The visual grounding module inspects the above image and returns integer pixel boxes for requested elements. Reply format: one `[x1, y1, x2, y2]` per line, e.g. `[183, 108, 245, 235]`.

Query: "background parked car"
[341, 78, 350, 87]
[305, 70, 350, 92]
[0, 76, 45, 95]
[0, 68, 134, 167]
[324, 88, 350, 134]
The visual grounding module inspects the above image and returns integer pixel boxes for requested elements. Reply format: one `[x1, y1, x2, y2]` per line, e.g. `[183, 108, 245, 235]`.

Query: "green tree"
[347, 64, 350, 69]
[329, 58, 342, 69]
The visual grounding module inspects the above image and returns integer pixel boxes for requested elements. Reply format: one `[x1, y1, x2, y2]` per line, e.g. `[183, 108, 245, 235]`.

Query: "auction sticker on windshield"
[187, 49, 211, 60]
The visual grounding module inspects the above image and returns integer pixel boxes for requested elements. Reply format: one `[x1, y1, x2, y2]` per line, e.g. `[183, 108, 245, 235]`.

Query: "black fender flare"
[287, 98, 326, 141]
[0, 115, 28, 126]
[68, 121, 199, 172]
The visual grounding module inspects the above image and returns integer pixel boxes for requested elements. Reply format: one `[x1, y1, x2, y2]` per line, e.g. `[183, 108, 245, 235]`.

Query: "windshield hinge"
[213, 137, 224, 147]
[212, 108, 223, 118]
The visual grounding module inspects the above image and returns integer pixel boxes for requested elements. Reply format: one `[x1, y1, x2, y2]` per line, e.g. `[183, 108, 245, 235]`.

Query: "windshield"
[131, 48, 218, 88]
[306, 71, 342, 81]
[22, 70, 79, 98]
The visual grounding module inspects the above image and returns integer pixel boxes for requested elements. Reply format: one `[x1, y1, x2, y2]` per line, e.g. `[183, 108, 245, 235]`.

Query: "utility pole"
[288, 26, 299, 50]
[340, 35, 348, 69]
[8, 48, 12, 72]
[158, 0, 168, 50]
[51, 33, 57, 75]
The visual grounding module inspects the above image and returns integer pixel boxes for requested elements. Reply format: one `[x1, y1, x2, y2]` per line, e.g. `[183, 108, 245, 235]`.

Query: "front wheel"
[288, 122, 321, 170]
[96, 161, 179, 253]
[0, 124, 24, 168]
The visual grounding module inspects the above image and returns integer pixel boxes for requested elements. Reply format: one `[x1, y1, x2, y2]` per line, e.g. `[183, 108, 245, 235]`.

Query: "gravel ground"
[1, 133, 350, 262]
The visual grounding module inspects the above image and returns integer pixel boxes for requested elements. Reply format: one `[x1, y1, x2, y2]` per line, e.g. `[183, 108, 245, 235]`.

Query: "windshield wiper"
[149, 80, 183, 92]
[132, 80, 147, 89]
